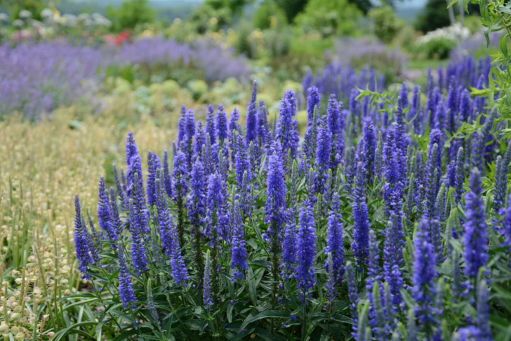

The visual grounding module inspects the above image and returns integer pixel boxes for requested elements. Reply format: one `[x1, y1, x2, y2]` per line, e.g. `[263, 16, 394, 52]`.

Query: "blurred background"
[0, 0, 492, 121]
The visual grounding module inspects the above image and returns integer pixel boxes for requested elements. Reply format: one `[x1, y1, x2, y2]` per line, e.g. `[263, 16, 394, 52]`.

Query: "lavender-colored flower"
[324, 193, 344, 285]
[109, 188, 123, 236]
[315, 116, 332, 192]
[362, 117, 377, 180]
[188, 159, 206, 231]
[303, 87, 320, 157]
[128, 198, 148, 274]
[246, 81, 258, 144]
[205, 172, 226, 243]
[306, 86, 320, 122]
[185, 109, 196, 140]
[383, 128, 405, 216]
[98, 176, 116, 241]
[383, 213, 404, 305]
[113, 165, 128, 211]
[327, 95, 345, 167]
[366, 230, 382, 329]
[203, 252, 214, 310]
[455, 147, 465, 203]
[234, 133, 250, 187]
[216, 104, 229, 143]
[459, 89, 471, 122]
[276, 93, 299, 161]
[146, 151, 161, 207]
[230, 200, 248, 280]
[170, 218, 188, 286]
[472, 111, 495, 171]
[412, 217, 436, 332]
[229, 108, 240, 136]
[476, 279, 491, 341]
[353, 162, 371, 265]
[195, 122, 206, 158]
[264, 141, 287, 244]
[83, 216, 100, 264]
[282, 210, 297, 277]
[454, 326, 482, 341]
[177, 105, 186, 144]
[257, 100, 271, 149]
[117, 242, 136, 309]
[494, 142, 511, 215]
[325, 253, 336, 304]
[131, 171, 149, 234]
[126, 132, 139, 167]
[172, 148, 189, 202]
[296, 205, 316, 302]
[504, 195, 511, 262]
[463, 168, 488, 281]
[156, 176, 173, 256]
[74, 195, 91, 278]
[399, 83, 409, 109]
[163, 150, 173, 199]
[346, 262, 359, 338]
[206, 104, 217, 145]
[146, 280, 159, 325]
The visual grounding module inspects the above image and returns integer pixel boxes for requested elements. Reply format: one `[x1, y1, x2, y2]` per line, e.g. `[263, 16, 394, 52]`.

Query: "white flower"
[41, 8, 53, 19]
[19, 10, 32, 20]
[12, 19, 24, 28]
[0, 13, 8, 22]
[91, 13, 111, 27]
[416, 23, 471, 45]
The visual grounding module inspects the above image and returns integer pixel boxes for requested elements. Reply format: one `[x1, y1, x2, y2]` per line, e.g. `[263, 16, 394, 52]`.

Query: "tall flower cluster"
[74, 71, 505, 338]
[296, 205, 316, 302]
[463, 168, 488, 282]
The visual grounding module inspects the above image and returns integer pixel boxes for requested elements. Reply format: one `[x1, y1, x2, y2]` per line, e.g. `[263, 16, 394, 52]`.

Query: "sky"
[399, 0, 427, 8]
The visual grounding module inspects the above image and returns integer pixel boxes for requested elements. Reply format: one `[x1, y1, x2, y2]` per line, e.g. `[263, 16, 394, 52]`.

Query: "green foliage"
[449, 0, 511, 119]
[205, 0, 253, 16]
[414, 36, 455, 59]
[294, 0, 361, 37]
[415, 0, 453, 33]
[348, 0, 373, 14]
[0, 0, 52, 20]
[188, 4, 232, 33]
[369, 5, 405, 43]
[253, 0, 288, 30]
[275, 0, 308, 23]
[106, 0, 155, 32]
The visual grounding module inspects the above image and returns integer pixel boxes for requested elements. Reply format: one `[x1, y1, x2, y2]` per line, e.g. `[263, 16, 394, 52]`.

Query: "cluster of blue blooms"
[74, 66, 510, 339]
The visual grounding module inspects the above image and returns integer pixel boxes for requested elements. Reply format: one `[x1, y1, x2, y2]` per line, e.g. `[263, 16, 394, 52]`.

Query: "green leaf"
[447, 0, 457, 9]
[52, 322, 97, 341]
[238, 310, 291, 332]
[111, 330, 139, 341]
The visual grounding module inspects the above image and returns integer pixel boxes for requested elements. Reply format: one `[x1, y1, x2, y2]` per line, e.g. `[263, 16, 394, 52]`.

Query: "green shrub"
[368, 6, 405, 43]
[188, 4, 232, 34]
[415, 36, 454, 59]
[294, 0, 361, 37]
[106, 0, 155, 32]
[415, 0, 452, 33]
[253, 0, 288, 30]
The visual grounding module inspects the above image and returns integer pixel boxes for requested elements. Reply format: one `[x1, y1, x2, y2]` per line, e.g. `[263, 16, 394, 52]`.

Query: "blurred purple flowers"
[0, 38, 249, 117]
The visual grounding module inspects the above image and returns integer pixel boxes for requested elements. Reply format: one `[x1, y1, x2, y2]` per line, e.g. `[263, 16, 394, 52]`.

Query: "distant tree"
[294, 0, 361, 37]
[107, 0, 155, 31]
[275, 0, 308, 23]
[348, 0, 372, 14]
[0, 0, 53, 20]
[369, 5, 405, 43]
[253, 0, 287, 30]
[415, 0, 453, 33]
[348, 0, 407, 14]
[205, 0, 253, 17]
